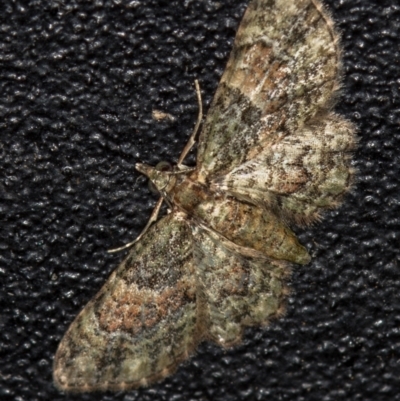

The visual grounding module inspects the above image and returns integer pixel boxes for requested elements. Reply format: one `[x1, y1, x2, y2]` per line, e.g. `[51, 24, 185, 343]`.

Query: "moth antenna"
[107, 197, 164, 253]
[177, 79, 203, 167]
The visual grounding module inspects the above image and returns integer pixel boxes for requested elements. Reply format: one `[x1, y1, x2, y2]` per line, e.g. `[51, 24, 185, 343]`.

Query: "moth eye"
[155, 161, 172, 172]
[148, 161, 172, 194]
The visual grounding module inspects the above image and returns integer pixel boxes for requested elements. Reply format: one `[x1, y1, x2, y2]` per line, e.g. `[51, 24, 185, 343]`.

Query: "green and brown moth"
[54, 0, 355, 391]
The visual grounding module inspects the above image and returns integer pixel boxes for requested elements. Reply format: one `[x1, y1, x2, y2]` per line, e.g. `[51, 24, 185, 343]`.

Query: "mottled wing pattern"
[213, 115, 355, 224]
[193, 225, 288, 347]
[54, 0, 356, 392]
[53, 212, 201, 392]
[196, 0, 354, 223]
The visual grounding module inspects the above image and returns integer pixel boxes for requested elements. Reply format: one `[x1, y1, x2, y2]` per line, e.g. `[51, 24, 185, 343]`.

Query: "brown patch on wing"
[228, 41, 290, 116]
[98, 277, 196, 334]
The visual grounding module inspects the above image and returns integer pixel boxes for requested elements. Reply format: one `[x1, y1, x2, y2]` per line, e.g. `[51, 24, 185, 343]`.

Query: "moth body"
[138, 163, 310, 265]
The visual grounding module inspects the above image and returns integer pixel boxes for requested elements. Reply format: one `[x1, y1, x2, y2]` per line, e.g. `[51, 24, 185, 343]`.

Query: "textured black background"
[1, 0, 399, 400]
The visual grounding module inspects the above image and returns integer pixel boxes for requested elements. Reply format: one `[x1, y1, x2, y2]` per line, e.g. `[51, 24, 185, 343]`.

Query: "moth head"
[136, 161, 174, 194]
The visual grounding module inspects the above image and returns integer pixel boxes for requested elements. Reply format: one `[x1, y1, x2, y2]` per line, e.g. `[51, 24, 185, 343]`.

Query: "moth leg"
[107, 197, 164, 253]
[177, 79, 203, 167]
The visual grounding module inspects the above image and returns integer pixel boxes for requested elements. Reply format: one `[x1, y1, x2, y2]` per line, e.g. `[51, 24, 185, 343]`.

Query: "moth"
[54, 0, 355, 392]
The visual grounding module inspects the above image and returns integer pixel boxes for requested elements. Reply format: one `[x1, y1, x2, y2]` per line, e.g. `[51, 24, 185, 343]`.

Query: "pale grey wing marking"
[53, 212, 202, 392]
[212, 113, 355, 224]
[192, 224, 289, 347]
[196, 0, 340, 181]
